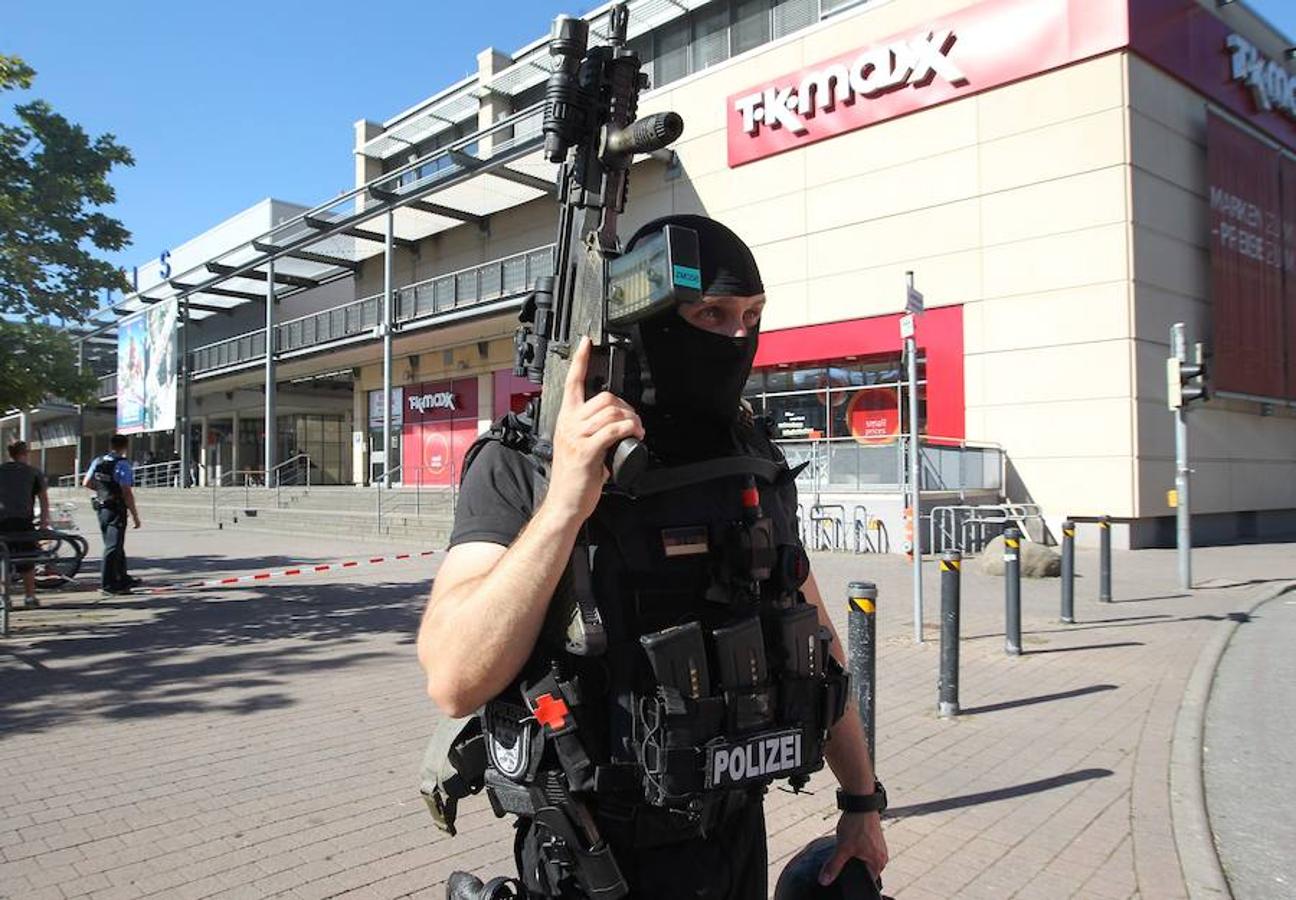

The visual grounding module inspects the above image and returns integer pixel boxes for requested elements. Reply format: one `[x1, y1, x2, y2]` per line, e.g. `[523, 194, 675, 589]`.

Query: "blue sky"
[4, 0, 1295, 298]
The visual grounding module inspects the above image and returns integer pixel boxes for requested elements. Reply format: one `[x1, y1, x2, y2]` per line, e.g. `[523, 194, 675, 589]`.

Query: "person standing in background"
[0, 440, 51, 608]
[83, 434, 141, 596]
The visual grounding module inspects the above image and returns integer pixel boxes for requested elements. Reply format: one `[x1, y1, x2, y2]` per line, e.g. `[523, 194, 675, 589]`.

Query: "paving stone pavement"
[1, 514, 1292, 900]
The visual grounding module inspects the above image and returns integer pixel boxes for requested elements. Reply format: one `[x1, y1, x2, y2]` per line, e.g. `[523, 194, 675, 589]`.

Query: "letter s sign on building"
[725, 0, 1130, 167]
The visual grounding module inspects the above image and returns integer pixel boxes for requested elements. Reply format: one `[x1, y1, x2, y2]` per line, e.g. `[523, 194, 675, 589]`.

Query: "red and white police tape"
[145, 550, 439, 594]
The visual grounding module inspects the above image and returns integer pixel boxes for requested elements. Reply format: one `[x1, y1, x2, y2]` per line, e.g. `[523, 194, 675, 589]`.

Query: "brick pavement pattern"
[1, 516, 1291, 900]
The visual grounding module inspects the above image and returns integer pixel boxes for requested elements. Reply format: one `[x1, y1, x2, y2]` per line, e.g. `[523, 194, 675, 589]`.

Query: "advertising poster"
[1206, 114, 1286, 400]
[116, 299, 178, 434]
[1282, 156, 1296, 400]
[846, 389, 901, 444]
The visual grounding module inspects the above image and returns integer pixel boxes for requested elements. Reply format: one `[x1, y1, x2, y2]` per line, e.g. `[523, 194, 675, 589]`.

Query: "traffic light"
[1167, 343, 1208, 410]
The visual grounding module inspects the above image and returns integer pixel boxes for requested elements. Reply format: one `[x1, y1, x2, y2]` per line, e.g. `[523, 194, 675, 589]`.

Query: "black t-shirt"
[0, 461, 45, 521]
[448, 441, 542, 548]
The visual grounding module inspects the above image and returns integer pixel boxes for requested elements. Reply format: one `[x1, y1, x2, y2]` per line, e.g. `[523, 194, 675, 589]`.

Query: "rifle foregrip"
[608, 437, 649, 490]
[606, 112, 684, 157]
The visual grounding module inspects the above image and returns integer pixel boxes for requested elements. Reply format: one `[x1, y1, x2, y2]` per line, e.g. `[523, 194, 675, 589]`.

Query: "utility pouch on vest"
[419, 716, 487, 836]
[712, 617, 773, 732]
[637, 622, 726, 805]
[523, 675, 598, 794]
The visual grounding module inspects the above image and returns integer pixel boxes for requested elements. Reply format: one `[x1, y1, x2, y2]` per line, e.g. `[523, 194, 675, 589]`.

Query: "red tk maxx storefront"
[401, 378, 479, 487]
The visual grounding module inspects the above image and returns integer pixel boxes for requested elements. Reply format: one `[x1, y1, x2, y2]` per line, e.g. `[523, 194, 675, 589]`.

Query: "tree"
[0, 53, 134, 408]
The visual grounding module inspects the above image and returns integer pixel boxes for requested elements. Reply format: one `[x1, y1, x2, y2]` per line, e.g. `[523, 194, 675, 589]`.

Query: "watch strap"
[837, 780, 887, 814]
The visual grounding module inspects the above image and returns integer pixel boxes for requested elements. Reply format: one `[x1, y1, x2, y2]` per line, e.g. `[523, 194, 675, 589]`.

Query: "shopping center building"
[4, 0, 1295, 549]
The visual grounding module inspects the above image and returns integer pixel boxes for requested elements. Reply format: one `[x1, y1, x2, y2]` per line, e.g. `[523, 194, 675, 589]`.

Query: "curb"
[1169, 580, 1296, 900]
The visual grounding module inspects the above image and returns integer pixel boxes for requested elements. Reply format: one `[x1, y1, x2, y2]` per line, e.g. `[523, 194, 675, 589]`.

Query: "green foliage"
[0, 54, 133, 409]
[0, 320, 99, 406]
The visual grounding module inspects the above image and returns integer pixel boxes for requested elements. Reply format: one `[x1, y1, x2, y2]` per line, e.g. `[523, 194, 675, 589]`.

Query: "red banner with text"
[1206, 114, 1289, 400]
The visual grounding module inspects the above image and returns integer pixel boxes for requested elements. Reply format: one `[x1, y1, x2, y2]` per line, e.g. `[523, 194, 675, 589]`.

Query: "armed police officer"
[82, 434, 141, 596]
[419, 215, 888, 899]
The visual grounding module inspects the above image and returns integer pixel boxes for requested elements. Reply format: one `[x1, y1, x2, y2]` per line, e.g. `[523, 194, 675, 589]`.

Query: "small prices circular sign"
[846, 389, 900, 445]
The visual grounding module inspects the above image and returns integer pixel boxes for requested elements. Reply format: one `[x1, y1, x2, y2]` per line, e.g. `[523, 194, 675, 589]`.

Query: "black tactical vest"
[92, 455, 124, 510]
[470, 414, 847, 825]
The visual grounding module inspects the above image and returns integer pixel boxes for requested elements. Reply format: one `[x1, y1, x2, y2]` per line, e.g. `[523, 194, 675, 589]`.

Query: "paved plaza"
[1, 514, 1293, 899]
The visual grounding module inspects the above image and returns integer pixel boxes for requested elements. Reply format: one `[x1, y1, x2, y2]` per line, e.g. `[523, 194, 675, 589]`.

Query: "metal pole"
[1004, 526, 1022, 656]
[382, 210, 394, 490]
[939, 551, 961, 717]
[180, 298, 192, 488]
[906, 271, 922, 645]
[75, 339, 85, 482]
[264, 260, 277, 486]
[1060, 519, 1076, 624]
[847, 581, 878, 760]
[1171, 323, 1192, 589]
[1099, 516, 1112, 603]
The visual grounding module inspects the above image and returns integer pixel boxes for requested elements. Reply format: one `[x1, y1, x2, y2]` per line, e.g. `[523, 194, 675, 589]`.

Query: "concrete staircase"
[51, 484, 455, 547]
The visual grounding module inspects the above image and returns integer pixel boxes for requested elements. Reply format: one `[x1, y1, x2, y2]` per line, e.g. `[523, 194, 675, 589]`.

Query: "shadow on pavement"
[1026, 641, 1145, 654]
[965, 614, 1170, 641]
[884, 768, 1114, 819]
[0, 576, 428, 739]
[960, 684, 1118, 716]
[1111, 594, 1190, 603]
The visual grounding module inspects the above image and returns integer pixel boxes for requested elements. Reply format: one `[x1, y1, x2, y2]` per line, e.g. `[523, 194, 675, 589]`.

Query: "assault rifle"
[513, 4, 697, 656]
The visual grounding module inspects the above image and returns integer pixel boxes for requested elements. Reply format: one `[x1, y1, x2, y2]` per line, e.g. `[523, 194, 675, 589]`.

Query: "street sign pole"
[904, 271, 924, 644]
[1171, 323, 1191, 589]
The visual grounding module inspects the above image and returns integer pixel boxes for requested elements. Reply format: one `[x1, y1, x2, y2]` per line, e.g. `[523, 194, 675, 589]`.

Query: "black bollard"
[847, 581, 878, 759]
[1060, 519, 1076, 624]
[1099, 516, 1112, 603]
[939, 551, 961, 717]
[1004, 527, 1022, 656]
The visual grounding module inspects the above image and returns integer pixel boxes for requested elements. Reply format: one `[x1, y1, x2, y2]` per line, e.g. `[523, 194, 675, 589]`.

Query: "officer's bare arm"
[801, 572, 877, 794]
[419, 338, 644, 718]
[121, 485, 140, 525]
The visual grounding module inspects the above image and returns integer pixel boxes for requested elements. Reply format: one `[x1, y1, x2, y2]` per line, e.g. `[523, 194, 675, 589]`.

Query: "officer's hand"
[546, 337, 644, 522]
[821, 812, 888, 886]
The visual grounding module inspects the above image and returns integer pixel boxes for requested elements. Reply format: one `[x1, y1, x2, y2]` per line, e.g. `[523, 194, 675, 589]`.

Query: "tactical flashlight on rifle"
[514, 3, 696, 491]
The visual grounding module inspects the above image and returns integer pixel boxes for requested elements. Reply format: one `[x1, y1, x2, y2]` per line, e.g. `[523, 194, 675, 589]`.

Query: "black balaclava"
[623, 215, 765, 460]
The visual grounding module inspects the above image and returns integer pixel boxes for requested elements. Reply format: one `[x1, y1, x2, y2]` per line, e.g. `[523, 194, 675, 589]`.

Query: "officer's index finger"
[564, 337, 591, 405]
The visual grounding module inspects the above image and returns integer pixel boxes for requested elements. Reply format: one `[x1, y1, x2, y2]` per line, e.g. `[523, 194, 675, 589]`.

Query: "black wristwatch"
[837, 780, 887, 814]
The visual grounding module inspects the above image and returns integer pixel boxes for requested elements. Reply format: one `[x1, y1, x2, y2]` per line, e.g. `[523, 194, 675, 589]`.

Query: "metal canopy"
[82, 103, 553, 339]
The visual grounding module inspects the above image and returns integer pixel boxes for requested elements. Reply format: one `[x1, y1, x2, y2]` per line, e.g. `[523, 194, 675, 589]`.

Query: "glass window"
[655, 16, 691, 87]
[820, 0, 865, 14]
[692, 3, 730, 72]
[732, 0, 770, 55]
[766, 391, 827, 440]
[771, 0, 817, 39]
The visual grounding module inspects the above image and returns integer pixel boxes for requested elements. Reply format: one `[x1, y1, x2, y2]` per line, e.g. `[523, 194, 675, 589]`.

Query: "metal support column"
[906, 272, 923, 644]
[847, 581, 878, 760]
[381, 209, 394, 489]
[75, 339, 86, 480]
[1060, 520, 1076, 624]
[180, 298, 192, 488]
[1171, 323, 1192, 589]
[264, 261, 277, 486]
[1004, 527, 1022, 656]
[939, 551, 961, 717]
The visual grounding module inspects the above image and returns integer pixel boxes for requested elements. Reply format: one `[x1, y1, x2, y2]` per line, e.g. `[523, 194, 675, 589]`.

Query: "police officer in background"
[419, 216, 887, 899]
[82, 434, 141, 596]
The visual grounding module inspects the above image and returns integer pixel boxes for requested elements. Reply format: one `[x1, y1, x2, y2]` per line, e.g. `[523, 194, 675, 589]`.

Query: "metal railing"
[190, 330, 266, 376]
[56, 474, 78, 489]
[928, 503, 1045, 556]
[210, 468, 266, 521]
[374, 463, 458, 534]
[271, 453, 312, 489]
[131, 460, 184, 488]
[97, 373, 117, 398]
[777, 435, 1005, 495]
[190, 244, 555, 375]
